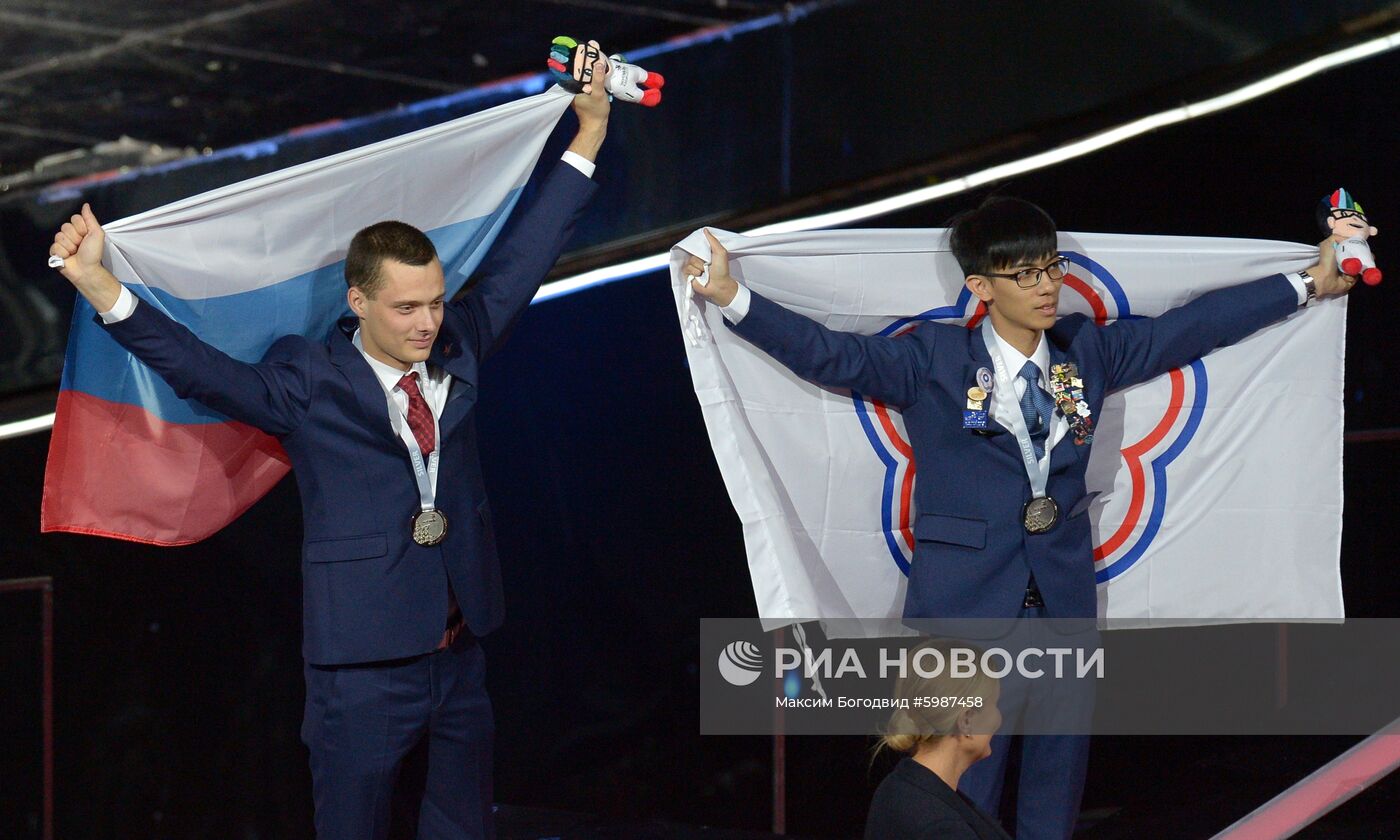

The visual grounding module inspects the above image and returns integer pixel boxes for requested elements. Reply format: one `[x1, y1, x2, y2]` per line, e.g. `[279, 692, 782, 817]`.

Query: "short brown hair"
[345, 221, 438, 296]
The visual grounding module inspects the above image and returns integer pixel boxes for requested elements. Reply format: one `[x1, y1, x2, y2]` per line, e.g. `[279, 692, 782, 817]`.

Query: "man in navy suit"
[683, 201, 1352, 839]
[50, 60, 612, 840]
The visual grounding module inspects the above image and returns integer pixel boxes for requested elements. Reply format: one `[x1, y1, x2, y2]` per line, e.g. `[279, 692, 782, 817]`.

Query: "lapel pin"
[975, 367, 994, 393]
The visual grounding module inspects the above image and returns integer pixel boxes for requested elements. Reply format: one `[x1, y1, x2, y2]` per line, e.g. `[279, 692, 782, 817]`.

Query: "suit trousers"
[302, 634, 494, 840]
[957, 605, 1094, 840]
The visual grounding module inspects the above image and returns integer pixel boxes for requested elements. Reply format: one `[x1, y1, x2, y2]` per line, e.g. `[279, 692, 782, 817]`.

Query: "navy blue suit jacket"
[103, 161, 598, 664]
[729, 274, 1299, 620]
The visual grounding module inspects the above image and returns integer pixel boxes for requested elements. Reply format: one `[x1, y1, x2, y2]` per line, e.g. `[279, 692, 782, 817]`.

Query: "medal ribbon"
[395, 375, 441, 515]
[406, 438, 439, 515]
[980, 322, 1050, 501]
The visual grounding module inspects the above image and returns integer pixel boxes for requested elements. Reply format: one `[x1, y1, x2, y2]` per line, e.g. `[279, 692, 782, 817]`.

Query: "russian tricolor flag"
[42, 88, 573, 545]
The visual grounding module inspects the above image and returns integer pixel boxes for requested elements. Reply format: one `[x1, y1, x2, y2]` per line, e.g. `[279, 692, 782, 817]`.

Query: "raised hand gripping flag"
[43, 87, 574, 545]
[672, 229, 1345, 630]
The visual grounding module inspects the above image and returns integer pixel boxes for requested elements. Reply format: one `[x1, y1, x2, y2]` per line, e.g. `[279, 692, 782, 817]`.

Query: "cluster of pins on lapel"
[1049, 363, 1094, 445]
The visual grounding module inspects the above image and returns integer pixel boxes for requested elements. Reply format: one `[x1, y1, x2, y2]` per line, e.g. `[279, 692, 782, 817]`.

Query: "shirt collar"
[352, 329, 428, 392]
[991, 326, 1050, 384]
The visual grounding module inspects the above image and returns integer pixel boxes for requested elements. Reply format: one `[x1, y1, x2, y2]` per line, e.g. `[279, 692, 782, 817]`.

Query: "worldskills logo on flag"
[852, 252, 1208, 583]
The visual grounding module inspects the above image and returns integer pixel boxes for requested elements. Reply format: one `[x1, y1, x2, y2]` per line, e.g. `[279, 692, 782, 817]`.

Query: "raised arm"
[52, 205, 313, 435]
[685, 230, 927, 408]
[1078, 239, 1353, 391]
[448, 53, 610, 362]
[52, 204, 123, 314]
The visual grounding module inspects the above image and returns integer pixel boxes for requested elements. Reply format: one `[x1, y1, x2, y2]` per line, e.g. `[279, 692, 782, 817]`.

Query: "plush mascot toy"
[548, 36, 664, 107]
[1318, 188, 1382, 285]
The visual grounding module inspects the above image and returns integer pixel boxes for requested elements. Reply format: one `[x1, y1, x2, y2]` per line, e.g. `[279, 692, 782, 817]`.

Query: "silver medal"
[1022, 496, 1060, 534]
[412, 508, 448, 546]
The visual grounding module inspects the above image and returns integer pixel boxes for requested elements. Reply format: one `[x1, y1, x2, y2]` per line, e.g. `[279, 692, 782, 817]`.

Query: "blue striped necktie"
[1018, 361, 1054, 460]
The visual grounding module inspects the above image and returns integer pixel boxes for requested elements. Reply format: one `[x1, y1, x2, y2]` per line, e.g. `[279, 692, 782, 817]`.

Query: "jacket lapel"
[428, 322, 480, 442]
[965, 327, 1020, 460]
[1045, 335, 1088, 471]
[330, 317, 482, 447]
[1046, 336, 1070, 374]
[329, 318, 400, 445]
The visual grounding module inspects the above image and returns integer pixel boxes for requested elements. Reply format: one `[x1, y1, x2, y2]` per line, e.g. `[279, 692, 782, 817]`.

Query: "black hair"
[1315, 197, 1337, 234]
[946, 196, 1058, 278]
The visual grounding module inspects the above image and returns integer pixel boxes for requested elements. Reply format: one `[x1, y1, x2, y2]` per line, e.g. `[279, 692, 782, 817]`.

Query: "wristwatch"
[1297, 270, 1317, 305]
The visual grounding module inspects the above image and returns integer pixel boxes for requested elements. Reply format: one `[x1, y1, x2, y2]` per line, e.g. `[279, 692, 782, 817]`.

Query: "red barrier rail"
[1213, 716, 1400, 839]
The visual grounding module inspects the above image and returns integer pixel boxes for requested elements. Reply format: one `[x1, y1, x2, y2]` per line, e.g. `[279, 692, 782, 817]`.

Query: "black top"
[864, 758, 1013, 840]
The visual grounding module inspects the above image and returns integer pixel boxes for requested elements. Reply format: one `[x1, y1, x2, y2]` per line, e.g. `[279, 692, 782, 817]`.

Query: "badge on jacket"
[1048, 362, 1094, 445]
[962, 368, 995, 430]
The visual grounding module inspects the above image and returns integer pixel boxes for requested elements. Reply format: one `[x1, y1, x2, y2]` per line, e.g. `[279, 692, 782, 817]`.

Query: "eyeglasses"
[983, 257, 1070, 289]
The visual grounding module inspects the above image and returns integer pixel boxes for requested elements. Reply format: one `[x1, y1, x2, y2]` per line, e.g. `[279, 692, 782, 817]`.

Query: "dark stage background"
[3, 6, 1400, 839]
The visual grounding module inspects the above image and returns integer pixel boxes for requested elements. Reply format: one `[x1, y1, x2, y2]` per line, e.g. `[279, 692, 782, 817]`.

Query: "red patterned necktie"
[396, 371, 435, 456]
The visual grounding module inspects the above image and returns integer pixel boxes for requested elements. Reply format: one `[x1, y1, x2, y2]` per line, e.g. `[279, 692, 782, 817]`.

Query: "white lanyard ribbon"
[405, 438, 440, 514]
[397, 378, 441, 513]
[980, 321, 1049, 500]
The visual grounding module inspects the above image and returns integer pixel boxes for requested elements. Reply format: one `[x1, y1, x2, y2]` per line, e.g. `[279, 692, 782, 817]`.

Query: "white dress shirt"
[353, 330, 450, 495]
[987, 330, 1066, 467]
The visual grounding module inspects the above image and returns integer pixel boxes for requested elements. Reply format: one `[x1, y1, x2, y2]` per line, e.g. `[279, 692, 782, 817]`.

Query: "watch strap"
[1297, 270, 1317, 305]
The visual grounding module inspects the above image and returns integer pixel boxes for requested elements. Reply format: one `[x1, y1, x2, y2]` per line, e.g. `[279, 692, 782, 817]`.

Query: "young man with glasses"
[682, 196, 1353, 839]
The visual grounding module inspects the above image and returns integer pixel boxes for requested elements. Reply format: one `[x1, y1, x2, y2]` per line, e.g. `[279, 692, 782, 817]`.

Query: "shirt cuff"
[560, 151, 596, 179]
[99, 285, 137, 323]
[1284, 271, 1310, 306]
[717, 283, 751, 324]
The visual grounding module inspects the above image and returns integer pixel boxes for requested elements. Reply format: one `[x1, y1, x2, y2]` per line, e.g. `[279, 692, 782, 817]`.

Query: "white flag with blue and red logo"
[42, 87, 573, 545]
[672, 228, 1345, 628]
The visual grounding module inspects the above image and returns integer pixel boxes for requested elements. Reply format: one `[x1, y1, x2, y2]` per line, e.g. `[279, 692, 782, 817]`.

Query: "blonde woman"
[865, 640, 1011, 840]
